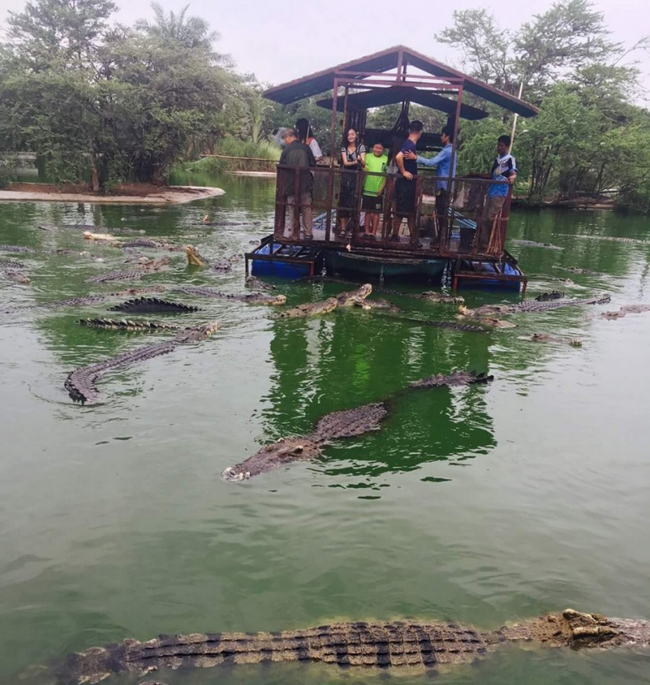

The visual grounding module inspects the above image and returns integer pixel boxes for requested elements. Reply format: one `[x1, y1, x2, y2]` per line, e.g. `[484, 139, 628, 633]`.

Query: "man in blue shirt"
[479, 135, 517, 250]
[390, 120, 423, 247]
[404, 125, 456, 235]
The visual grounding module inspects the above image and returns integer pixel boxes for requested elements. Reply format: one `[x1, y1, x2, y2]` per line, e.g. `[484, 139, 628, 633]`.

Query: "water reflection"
[261, 296, 496, 483]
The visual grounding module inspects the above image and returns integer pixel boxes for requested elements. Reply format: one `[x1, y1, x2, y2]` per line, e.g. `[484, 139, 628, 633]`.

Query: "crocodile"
[410, 370, 493, 388]
[87, 257, 169, 284]
[336, 283, 373, 306]
[2, 286, 167, 313]
[459, 293, 611, 318]
[0, 245, 35, 253]
[389, 315, 489, 333]
[121, 239, 184, 251]
[517, 333, 583, 347]
[64, 320, 219, 404]
[185, 245, 232, 272]
[352, 297, 402, 314]
[109, 298, 200, 314]
[554, 234, 650, 245]
[222, 371, 490, 481]
[2, 270, 31, 284]
[47, 608, 650, 684]
[245, 275, 277, 291]
[276, 297, 339, 319]
[83, 231, 119, 243]
[177, 287, 286, 306]
[417, 291, 465, 304]
[0, 259, 27, 270]
[553, 266, 602, 276]
[78, 319, 180, 331]
[222, 403, 388, 481]
[510, 239, 564, 250]
[87, 269, 146, 284]
[601, 303, 650, 319]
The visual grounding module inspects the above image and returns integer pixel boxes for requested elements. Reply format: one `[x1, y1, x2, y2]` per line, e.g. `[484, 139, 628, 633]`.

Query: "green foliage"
[0, 155, 19, 188]
[438, 0, 650, 212]
[184, 138, 280, 173]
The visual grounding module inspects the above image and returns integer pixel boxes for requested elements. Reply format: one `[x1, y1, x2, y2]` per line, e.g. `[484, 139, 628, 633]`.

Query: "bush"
[185, 138, 280, 174]
[0, 156, 18, 188]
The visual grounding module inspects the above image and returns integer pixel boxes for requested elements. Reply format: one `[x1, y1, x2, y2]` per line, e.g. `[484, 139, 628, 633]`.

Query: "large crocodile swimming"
[276, 285, 373, 319]
[45, 609, 650, 684]
[177, 286, 286, 306]
[460, 293, 611, 319]
[221, 370, 490, 481]
[64, 320, 219, 404]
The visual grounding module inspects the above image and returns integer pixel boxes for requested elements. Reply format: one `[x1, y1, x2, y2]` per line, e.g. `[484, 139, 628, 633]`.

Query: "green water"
[1, 177, 649, 684]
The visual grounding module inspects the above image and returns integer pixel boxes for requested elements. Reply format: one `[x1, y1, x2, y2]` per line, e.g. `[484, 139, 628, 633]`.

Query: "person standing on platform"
[480, 135, 517, 250]
[403, 124, 456, 236]
[390, 120, 423, 247]
[361, 142, 388, 239]
[296, 118, 323, 163]
[337, 128, 366, 238]
[278, 128, 316, 240]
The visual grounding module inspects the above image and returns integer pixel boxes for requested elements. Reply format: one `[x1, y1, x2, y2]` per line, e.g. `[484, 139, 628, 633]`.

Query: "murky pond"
[1, 176, 649, 684]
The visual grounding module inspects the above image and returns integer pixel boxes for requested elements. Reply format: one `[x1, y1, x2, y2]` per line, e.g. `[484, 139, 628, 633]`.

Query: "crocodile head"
[176, 320, 221, 343]
[185, 245, 208, 267]
[221, 437, 322, 481]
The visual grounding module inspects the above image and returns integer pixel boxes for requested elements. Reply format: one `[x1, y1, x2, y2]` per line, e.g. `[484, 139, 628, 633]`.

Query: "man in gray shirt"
[278, 128, 316, 240]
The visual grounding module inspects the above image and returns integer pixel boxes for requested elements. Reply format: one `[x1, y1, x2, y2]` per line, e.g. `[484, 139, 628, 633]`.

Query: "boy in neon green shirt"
[362, 142, 388, 239]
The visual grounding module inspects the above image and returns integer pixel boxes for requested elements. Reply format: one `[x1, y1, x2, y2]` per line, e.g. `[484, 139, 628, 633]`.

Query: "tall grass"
[186, 139, 280, 174]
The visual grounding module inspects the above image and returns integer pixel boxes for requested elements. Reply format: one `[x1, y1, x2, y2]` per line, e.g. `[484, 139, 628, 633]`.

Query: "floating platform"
[451, 252, 528, 293]
[245, 236, 323, 279]
[247, 236, 527, 293]
[324, 249, 446, 283]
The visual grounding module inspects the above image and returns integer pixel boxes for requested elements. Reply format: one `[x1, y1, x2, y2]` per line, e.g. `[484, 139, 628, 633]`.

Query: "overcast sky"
[1, 0, 648, 99]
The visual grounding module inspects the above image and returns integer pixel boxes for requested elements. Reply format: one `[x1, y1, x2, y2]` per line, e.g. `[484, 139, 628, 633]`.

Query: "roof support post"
[326, 80, 340, 244]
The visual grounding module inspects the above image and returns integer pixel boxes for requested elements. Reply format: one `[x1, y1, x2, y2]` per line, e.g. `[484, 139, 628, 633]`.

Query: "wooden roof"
[263, 45, 538, 118]
[316, 86, 488, 121]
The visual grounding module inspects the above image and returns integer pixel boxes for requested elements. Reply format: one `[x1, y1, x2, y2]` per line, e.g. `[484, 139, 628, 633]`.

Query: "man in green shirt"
[361, 142, 388, 239]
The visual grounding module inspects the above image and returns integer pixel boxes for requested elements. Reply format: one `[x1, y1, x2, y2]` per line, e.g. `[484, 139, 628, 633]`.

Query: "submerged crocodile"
[0, 258, 30, 283]
[109, 297, 200, 314]
[87, 257, 169, 284]
[601, 303, 650, 319]
[0, 245, 35, 253]
[553, 266, 602, 276]
[64, 321, 219, 404]
[510, 239, 564, 250]
[518, 333, 583, 347]
[222, 370, 489, 481]
[47, 609, 650, 684]
[555, 233, 650, 245]
[390, 315, 488, 333]
[121, 239, 184, 251]
[79, 319, 180, 331]
[417, 291, 465, 304]
[185, 245, 232, 272]
[460, 293, 611, 318]
[177, 286, 286, 306]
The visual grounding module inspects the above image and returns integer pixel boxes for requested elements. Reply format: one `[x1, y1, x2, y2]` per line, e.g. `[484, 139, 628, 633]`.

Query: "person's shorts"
[395, 178, 416, 216]
[362, 194, 383, 212]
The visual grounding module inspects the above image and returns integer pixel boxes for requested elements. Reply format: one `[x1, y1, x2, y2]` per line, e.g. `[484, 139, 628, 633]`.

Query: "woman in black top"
[337, 128, 366, 237]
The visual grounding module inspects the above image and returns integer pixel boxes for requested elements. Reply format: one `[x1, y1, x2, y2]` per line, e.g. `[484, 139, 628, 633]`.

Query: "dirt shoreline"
[0, 183, 224, 204]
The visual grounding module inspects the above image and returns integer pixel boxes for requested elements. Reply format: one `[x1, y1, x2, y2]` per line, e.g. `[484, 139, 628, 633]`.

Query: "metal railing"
[273, 164, 513, 260]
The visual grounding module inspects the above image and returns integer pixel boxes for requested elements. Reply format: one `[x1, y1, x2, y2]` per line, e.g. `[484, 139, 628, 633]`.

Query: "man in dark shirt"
[390, 120, 423, 247]
[278, 128, 316, 240]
